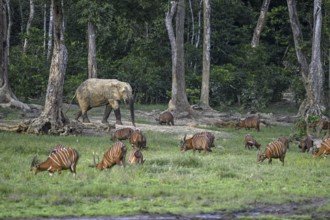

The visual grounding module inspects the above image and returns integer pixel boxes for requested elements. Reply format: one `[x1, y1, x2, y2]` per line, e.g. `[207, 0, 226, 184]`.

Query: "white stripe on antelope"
[31, 145, 79, 176]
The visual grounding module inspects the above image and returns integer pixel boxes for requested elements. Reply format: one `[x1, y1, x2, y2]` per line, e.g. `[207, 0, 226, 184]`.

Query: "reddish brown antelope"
[244, 134, 261, 150]
[257, 140, 287, 166]
[156, 111, 174, 126]
[110, 127, 134, 141]
[91, 142, 127, 171]
[129, 129, 147, 149]
[180, 133, 211, 154]
[31, 145, 79, 176]
[236, 115, 260, 132]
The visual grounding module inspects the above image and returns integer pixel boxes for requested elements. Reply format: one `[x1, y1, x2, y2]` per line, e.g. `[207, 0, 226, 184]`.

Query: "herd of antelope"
[30, 113, 330, 176]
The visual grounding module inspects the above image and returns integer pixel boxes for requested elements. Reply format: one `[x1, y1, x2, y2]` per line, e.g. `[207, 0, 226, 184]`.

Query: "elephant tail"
[65, 92, 77, 114]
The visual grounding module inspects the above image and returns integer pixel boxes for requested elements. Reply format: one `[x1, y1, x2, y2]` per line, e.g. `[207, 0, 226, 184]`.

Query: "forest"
[0, 0, 329, 116]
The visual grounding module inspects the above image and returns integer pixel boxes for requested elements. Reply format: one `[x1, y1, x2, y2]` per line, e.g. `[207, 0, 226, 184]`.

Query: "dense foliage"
[6, 0, 330, 110]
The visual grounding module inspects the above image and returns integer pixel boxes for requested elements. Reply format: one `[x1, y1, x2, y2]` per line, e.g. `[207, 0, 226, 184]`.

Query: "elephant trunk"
[129, 96, 135, 126]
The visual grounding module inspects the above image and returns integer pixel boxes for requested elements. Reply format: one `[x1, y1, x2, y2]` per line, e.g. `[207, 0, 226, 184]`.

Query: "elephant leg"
[75, 110, 82, 120]
[102, 105, 112, 124]
[114, 108, 123, 125]
[82, 107, 91, 123]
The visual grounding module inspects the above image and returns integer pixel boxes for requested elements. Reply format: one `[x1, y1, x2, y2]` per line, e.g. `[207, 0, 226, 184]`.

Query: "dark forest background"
[8, 1, 330, 111]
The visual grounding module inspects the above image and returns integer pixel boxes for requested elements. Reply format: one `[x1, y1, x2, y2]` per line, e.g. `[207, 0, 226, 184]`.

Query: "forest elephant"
[74, 79, 135, 126]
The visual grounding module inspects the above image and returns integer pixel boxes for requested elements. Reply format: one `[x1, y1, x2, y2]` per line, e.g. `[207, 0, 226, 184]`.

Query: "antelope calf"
[244, 134, 261, 150]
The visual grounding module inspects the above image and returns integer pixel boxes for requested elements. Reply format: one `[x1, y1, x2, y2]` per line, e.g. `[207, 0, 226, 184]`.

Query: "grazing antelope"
[128, 148, 145, 165]
[244, 134, 261, 150]
[313, 138, 330, 158]
[92, 142, 127, 171]
[197, 131, 215, 148]
[180, 133, 211, 154]
[257, 140, 287, 166]
[236, 115, 260, 132]
[31, 145, 79, 176]
[129, 129, 147, 149]
[110, 127, 134, 141]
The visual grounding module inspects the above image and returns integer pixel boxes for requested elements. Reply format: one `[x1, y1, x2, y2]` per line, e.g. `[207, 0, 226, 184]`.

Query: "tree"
[47, 0, 53, 61]
[0, 0, 30, 111]
[166, 0, 191, 113]
[27, 0, 68, 134]
[88, 21, 97, 78]
[199, 0, 211, 108]
[23, 0, 34, 54]
[251, 0, 271, 48]
[287, 0, 325, 117]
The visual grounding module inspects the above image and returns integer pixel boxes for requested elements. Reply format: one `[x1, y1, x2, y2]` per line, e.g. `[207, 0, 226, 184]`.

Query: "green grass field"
[0, 118, 330, 219]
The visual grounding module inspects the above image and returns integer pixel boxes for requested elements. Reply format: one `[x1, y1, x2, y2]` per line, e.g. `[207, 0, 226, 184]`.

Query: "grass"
[1, 107, 330, 219]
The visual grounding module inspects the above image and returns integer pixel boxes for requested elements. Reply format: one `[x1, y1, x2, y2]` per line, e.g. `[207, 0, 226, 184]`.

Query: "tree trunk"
[251, 0, 271, 48]
[23, 0, 34, 54]
[287, 0, 324, 117]
[88, 21, 97, 78]
[6, 0, 11, 59]
[27, 0, 68, 134]
[47, 0, 53, 61]
[0, 0, 30, 111]
[200, 0, 211, 108]
[188, 0, 195, 44]
[195, 0, 203, 48]
[166, 0, 191, 113]
[43, 2, 46, 55]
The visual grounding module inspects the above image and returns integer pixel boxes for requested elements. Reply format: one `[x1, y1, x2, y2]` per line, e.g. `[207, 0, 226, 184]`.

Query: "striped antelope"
[31, 145, 79, 176]
[128, 148, 145, 165]
[129, 129, 147, 149]
[92, 142, 127, 170]
[197, 131, 215, 148]
[110, 127, 134, 141]
[313, 138, 330, 158]
[180, 133, 211, 154]
[244, 134, 261, 150]
[257, 140, 287, 166]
